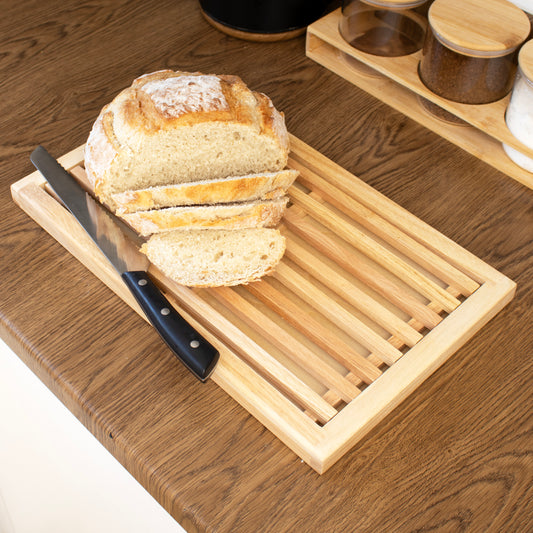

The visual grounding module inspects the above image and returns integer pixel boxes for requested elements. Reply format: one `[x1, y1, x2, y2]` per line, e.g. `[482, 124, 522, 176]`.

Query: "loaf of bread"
[122, 197, 288, 236]
[85, 69, 293, 286]
[112, 169, 298, 214]
[141, 228, 286, 287]
[84, 70, 290, 211]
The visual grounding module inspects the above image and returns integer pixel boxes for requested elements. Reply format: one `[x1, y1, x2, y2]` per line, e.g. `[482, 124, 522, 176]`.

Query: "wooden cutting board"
[11, 135, 516, 473]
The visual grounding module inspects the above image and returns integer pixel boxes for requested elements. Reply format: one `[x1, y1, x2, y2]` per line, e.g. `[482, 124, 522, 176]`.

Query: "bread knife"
[30, 146, 219, 382]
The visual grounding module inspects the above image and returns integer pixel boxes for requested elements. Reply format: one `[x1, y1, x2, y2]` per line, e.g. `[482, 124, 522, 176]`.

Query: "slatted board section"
[12, 137, 515, 472]
[204, 146, 479, 425]
[68, 139, 478, 425]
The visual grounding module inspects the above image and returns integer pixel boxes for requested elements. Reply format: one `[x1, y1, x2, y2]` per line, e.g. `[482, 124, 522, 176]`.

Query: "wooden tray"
[306, 8, 533, 191]
[11, 136, 516, 473]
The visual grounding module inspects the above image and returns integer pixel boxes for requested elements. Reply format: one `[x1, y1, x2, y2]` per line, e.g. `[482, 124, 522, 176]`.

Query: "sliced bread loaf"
[141, 228, 286, 287]
[84, 70, 290, 210]
[122, 197, 289, 236]
[112, 169, 298, 214]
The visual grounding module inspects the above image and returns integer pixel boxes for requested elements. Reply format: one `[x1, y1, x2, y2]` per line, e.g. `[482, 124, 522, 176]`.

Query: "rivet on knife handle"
[122, 271, 219, 382]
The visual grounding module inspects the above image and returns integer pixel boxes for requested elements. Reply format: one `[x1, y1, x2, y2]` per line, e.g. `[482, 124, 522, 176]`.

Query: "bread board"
[306, 8, 533, 191]
[11, 136, 516, 473]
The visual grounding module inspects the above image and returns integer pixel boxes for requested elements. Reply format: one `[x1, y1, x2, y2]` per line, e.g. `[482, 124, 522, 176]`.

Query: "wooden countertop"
[1, 1, 532, 530]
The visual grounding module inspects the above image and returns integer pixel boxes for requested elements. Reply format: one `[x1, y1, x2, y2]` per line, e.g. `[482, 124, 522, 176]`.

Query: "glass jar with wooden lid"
[419, 0, 531, 104]
[503, 40, 533, 171]
[339, 0, 431, 57]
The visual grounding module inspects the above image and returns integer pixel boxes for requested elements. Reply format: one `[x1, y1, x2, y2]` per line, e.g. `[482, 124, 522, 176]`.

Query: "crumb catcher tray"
[11, 136, 516, 473]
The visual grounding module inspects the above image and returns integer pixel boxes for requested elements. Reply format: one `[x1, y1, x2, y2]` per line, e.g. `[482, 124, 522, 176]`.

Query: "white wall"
[509, 0, 533, 15]
[0, 338, 185, 533]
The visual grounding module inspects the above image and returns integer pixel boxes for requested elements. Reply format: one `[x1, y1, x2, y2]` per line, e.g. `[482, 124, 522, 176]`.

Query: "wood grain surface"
[1, 0, 532, 531]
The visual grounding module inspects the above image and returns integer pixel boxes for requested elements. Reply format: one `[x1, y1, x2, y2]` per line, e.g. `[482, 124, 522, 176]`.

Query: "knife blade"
[30, 145, 219, 382]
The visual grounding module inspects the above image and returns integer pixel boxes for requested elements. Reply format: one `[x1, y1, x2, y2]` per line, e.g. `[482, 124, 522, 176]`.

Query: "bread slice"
[84, 70, 290, 210]
[111, 169, 298, 214]
[122, 197, 288, 236]
[141, 228, 286, 287]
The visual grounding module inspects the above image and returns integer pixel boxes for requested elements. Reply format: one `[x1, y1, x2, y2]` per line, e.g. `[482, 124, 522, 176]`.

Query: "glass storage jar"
[339, 0, 431, 57]
[419, 0, 530, 104]
[503, 40, 533, 172]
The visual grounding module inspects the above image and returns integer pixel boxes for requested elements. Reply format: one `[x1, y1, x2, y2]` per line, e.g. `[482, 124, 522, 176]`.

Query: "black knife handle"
[122, 271, 219, 381]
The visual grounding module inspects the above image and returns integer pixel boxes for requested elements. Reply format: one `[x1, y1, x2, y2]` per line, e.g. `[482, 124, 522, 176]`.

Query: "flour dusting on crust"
[141, 75, 228, 118]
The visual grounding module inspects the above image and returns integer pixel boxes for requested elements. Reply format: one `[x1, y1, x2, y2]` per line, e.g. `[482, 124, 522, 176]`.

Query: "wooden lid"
[519, 40, 533, 81]
[429, 0, 531, 57]
[363, 0, 427, 6]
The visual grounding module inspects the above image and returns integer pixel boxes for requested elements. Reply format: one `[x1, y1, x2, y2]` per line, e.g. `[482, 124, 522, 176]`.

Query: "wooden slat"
[319, 285, 464, 410]
[57, 145, 86, 169]
[288, 135, 510, 285]
[282, 233, 423, 347]
[283, 207, 444, 329]
[209, 287, 361, 403]
[289, 187, 461, 312]
[246, 280, 383, 384]
[289, 158, 480, 296]
[202, 333, 338, 424]
[209, 341, 324, 466]
[69, 165, 90, 187]
[273, 262, 403, 366]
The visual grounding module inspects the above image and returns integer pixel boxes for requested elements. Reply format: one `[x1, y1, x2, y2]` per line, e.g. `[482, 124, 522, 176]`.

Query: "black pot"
[199, 0, 329, 35]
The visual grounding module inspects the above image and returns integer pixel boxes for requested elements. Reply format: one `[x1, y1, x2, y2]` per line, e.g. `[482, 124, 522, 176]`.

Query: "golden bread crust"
[112, 169, 298, 214]
[122, 198, 288, 236]
[84, 109, 118, 191]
